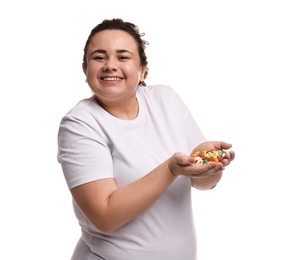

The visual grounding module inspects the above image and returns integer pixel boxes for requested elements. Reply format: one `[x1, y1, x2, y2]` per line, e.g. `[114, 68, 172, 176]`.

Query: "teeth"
[103, 77, 121, 81]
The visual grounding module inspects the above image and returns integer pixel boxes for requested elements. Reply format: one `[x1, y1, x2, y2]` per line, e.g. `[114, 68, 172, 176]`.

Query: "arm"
[71, 141, 235, 234]
[58, 117, 177, 234]
[71, 159, 176, 234]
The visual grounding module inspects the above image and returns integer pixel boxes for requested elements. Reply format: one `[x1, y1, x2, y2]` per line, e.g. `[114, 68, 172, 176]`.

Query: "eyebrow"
[89, 49, 133, 57]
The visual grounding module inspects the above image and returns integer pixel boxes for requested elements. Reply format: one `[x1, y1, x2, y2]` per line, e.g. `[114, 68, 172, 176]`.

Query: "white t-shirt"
[58, 85, 205, 260]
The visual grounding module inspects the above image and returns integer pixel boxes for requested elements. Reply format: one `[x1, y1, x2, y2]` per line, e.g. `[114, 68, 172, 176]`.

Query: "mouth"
[100, 76, 123, 81]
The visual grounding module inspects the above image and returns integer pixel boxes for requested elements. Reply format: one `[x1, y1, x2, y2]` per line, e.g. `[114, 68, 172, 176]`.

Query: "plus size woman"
[57, 18, 235, 260]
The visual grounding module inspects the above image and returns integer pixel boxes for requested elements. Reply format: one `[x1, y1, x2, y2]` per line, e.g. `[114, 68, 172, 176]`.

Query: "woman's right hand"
[168, 152, 223, 178]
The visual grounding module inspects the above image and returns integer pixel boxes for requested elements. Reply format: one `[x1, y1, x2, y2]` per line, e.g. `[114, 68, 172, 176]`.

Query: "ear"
[82, 63, 87, 74]
[140, 64, 149, 81]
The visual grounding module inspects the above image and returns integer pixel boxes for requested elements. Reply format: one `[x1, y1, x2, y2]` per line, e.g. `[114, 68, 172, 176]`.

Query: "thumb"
[174, 152, 193, 166]
[216, 141, 232, 150]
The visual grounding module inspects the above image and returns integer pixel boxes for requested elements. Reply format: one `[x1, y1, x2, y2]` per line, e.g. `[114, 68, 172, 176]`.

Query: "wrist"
[167, 158, 177, 177]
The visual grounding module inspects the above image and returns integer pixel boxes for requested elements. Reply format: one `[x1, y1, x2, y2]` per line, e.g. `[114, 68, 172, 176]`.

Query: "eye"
[118, 55, 130, 61]
[92, 55, 106, 61]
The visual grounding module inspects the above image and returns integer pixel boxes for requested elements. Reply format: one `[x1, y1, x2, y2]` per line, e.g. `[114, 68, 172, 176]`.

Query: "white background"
[0, 0, 286, 259]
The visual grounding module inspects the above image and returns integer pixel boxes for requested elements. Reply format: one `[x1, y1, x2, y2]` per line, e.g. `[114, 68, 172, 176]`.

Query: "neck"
[95, 96, 139, 120]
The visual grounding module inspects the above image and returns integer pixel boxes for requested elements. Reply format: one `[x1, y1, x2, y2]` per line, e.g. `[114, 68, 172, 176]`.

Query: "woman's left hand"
[192, 141, 235, 167]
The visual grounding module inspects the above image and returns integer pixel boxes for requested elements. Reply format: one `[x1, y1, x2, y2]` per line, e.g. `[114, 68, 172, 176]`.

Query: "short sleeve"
[57, 116, 114, 189]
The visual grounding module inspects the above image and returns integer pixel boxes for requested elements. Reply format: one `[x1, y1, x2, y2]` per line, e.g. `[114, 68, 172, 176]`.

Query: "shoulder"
[138, 84, 181, 102]
[58, 96, 106, 137]
[60, 96, 106, 128]
[138, 84, 174, 94]
[63, 96, 97, 119]
[138, 84, 186, 107]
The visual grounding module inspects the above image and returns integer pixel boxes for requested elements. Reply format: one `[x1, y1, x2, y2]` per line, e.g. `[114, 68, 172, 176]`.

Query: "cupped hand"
[168, 152, 223, 178]
[168, 141, 235, 178]
[192, 141, 235, 167]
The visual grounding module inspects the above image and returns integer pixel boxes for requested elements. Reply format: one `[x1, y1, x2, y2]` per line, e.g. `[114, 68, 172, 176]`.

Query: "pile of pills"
[192, 150, 225, 165]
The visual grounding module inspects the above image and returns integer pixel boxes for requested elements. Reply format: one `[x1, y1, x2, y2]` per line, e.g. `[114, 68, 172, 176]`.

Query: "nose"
[103, 58, 118, 71]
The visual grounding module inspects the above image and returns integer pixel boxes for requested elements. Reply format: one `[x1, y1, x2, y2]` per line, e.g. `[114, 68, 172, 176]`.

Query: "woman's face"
[83, 29, 147, 105]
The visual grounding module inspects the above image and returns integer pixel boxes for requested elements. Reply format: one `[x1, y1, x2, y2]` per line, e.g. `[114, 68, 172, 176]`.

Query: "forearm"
[106, 161, 176, 231]
[72, 159, 176, 234]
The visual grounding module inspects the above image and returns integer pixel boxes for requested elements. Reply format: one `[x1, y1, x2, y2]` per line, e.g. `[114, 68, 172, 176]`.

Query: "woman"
[57, 18, 235, 260]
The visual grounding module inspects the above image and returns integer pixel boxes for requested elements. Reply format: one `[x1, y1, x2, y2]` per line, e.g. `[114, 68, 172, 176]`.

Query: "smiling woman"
[82, 29, 147, 119]
[57, 18, 235, 260]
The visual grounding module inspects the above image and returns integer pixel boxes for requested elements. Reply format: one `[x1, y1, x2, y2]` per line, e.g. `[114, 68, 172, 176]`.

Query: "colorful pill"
[192, 150, 226, 165]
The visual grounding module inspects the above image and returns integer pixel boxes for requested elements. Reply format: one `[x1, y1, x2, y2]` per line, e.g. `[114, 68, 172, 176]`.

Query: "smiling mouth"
[101, 77, 123, 81]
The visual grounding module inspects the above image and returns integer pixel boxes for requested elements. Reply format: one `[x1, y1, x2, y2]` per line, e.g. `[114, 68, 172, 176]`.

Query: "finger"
[191, 163, 224, 178]
[176, 153, 193, 166]
[221, 151, 235, 166]
[229, 151, 235, 161]
[217, 142, 232, 150]
[190, 162, 220, 176]
[221, 158, 230, 166]
[204, 163, 224, 175]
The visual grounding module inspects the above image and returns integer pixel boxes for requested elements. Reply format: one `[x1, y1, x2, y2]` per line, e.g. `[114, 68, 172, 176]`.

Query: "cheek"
[86, 65, 100, 78]
[126, 64, 144, 79]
